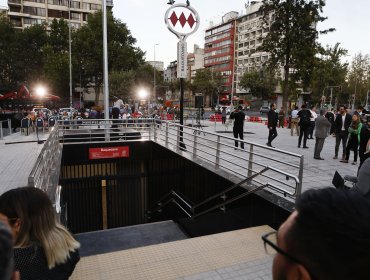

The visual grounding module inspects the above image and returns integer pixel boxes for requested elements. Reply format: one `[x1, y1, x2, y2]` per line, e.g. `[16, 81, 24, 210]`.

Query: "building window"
[70, 12, 80, 20]
[23, 6, 46, 16]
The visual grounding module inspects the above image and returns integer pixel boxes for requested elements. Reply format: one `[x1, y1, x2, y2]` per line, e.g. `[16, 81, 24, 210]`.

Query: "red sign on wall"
[89, 146, 129, 160]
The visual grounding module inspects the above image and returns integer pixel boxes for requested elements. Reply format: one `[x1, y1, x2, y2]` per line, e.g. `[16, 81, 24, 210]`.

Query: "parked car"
[259, 106, 270, 114]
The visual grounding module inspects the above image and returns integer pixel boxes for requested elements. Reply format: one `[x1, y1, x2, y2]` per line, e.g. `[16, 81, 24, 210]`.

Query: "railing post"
[193, 130, 198, 159]
[176, 125, 180, 152]
[0, 122, 3, 139]
[153, 120, 157, 142]
[8, 119, 12, 135]
[215, 135, 221, 168]
[296, 155, 304, 197]
[165, 122, 169, 147]
[248, 144, 254, 178]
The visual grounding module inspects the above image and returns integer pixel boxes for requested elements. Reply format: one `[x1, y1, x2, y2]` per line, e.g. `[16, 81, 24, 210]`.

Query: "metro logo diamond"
[169, 11, 197, 29]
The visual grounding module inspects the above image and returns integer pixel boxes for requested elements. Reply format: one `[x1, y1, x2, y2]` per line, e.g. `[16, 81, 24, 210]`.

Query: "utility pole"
[68, 0, 72, 109]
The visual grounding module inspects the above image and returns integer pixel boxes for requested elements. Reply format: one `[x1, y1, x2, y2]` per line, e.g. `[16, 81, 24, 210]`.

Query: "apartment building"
[187, 44, 204, 83]
[204, 11, 238, 106]
[7, 0, 113, 29]
[235, 1, 271, 94]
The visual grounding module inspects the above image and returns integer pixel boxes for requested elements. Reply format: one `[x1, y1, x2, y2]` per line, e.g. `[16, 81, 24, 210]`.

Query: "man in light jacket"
[314, 108, 332, 160]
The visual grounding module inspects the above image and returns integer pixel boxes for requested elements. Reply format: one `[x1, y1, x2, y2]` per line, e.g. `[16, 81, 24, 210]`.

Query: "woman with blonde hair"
[0, 187, 80, 280]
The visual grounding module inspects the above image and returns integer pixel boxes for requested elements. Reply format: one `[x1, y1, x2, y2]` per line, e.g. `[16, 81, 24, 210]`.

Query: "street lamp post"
[153, 43, 159, 107]
[68, 0, 73, 110]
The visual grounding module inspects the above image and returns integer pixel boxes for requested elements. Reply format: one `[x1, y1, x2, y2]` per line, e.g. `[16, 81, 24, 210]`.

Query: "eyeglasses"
[261, 231, 302, 264]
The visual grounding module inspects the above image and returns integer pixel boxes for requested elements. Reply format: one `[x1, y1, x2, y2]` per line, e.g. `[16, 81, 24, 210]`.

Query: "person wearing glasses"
[0, 187, 80, 280]
[262, 188, 370, 280]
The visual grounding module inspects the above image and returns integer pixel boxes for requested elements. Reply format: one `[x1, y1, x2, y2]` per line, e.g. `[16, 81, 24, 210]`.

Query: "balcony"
[8, 0, 22, 5]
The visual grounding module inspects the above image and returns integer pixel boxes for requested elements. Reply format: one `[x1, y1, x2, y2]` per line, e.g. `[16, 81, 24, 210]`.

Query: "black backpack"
[299, 110, 311, 126]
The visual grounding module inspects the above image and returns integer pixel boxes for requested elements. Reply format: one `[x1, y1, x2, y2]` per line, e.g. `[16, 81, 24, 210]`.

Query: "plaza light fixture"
[35, 86, 47, 97]
[138, 88, 149, 100]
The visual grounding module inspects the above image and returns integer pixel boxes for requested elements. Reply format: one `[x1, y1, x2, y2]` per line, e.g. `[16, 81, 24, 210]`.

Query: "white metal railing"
[28, 126, 62, 197]
[58, 118, 304, 198]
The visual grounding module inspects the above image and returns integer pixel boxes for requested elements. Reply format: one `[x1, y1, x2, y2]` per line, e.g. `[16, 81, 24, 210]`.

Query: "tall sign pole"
[165, 3, 200, 150]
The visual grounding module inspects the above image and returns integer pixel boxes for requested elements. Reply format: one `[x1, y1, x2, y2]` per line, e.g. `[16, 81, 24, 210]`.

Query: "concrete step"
[75, 220, 188, 257]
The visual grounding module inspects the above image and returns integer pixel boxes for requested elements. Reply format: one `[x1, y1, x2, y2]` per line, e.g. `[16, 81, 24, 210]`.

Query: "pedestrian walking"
[112, 96, 123, 128]
[313, 108, 331, 160]
[333, 105, 352, 160]
[297, 104, 312, 148]
[278, 107, 285, 128]
[290, 106, 300, 136]
[229, 106, 246, 150]
[221, 107, 227, 124]
[266, 103, 278, 147]
[341, 114, 362, 164]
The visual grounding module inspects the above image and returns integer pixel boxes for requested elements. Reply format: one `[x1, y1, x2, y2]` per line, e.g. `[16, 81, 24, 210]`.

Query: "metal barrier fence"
[58, 118, 304, 198]
[28, 126, 62, 200]
[0, 119, 12, 139]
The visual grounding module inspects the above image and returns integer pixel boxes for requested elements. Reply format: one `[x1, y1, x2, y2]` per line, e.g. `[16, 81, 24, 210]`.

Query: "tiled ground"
[71, 225, 273, 280]
[0, 130, 48, 194]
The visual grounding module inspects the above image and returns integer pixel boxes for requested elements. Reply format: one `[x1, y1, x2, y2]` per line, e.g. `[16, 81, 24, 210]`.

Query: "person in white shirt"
[112, 96, 123, 128]
[290, 106, 300, 136]
[308, 106, 317, 139]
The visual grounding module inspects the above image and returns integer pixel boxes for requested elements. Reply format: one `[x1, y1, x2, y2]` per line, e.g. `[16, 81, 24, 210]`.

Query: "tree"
[192, 69, 223, 106]
[259, 0, 334, 113]
[109, 70, 135, 102]
[72, 10, 145, 104]
[43, 19, 70, 99]
[347, 53, 370, 108]
[239, 69, 277, 100]
[310, 43, 348, 105]
[0, 18, 17, 89]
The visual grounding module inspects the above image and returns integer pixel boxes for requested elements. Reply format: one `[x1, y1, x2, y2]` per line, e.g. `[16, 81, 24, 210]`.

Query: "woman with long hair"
[341, 114, 362, 164]
[0, 187, 80, 280]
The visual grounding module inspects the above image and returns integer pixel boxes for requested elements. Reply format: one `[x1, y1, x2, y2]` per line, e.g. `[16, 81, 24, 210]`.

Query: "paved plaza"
[198, 119, 358, 193]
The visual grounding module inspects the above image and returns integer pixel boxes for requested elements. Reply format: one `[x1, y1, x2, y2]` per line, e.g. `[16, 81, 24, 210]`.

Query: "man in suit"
[333, 105, 352, 160]
[230, 105, 246, 150]
[314, 108, 332, 160]
[267, 103, 278, 147]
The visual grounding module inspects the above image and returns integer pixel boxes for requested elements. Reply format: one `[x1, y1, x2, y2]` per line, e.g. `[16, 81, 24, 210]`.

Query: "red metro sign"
[165, 4, 200, 39]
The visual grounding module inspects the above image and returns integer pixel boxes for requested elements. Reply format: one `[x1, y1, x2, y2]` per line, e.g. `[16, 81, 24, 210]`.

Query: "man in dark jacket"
[297, 104, 312, 148]
[333, 105, 352, 160]
[267, 103, 278, 147]
[230, 106, 246, 149]
[314, 108, 332, 160]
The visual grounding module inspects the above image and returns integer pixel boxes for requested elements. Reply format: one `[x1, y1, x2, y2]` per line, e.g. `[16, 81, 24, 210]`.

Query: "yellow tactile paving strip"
[71, 225, 272, 280]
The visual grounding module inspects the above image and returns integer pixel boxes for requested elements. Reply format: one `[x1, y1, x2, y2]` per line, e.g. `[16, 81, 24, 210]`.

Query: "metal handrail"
[192, 167, 269, 211]
[148, 167, 271, 220]
[191, 184, 269, 219]
[28, 126, 62, 197]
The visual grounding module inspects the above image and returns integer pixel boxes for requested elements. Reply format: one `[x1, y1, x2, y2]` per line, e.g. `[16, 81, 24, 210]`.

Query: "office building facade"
[204, 11, 238, 106]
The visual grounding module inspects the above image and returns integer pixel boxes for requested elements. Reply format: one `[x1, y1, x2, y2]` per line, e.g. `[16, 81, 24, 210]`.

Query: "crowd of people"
[265, 103, 370, 167]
